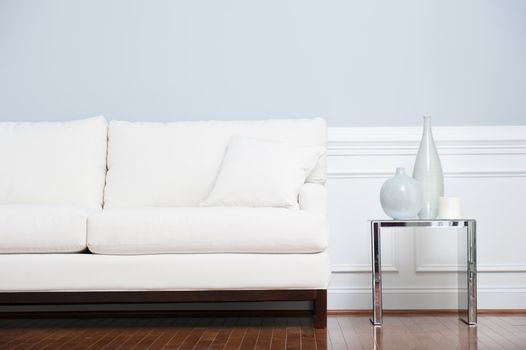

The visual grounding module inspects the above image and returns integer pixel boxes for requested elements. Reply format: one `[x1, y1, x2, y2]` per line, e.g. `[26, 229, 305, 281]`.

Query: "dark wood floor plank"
[479, 317, 522, 350]
[9, 318, 67, 350]
[85, 318, 130, 350]
[0, 319, 33, 346]
[300, 317, 316, 350]
[110, 319, 155, 350]
[0, 319, 36, 348]
[338, 316, 367, 350]
[223, 318, 248, 350]
[53, 320, 104, 350]
[99, 320, 137, 350]
[270, 317, 287, 350]
[327, 316, 347, 350]
[176, 324, 206, 349]
[285, 318, 302, 350]
[500, 316, 526, 346]
[161, 318, 194, 349]
[380, 316, 417, 350]
[1, 319, 47, 349]
[417, 316, 457, 350]
[131, 319, 168, 350]
[239, 318, 262, 349]
[398, 316, 442, 350]
[191, 318, 221, 349]
[254, 317, 274, 350]
[314, 327, 329, 350]
[145, 318, 184, 350]
[1, 315, 526, 349]
[78, 319, 124, 350]
[209, 318, 235, 350]
[487, 316, 526, 349]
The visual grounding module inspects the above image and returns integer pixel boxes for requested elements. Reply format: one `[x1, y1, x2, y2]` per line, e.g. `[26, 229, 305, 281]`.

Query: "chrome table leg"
[370, 221, 383, 326]
[466, 220, 477, 325]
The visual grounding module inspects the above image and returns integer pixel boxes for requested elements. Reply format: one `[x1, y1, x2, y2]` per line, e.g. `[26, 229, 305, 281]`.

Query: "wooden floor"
[1, 315, 526, 349]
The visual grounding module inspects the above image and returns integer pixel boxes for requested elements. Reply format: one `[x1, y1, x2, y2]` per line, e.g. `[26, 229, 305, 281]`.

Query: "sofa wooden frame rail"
[0, 289, 328, 329]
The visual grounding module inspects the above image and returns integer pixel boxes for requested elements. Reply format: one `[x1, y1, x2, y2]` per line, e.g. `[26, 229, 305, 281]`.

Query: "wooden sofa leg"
[312, 289, 327, 329]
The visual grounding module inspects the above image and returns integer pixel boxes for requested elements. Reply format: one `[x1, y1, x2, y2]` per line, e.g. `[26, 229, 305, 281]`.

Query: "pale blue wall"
[0, 0, 525, 126]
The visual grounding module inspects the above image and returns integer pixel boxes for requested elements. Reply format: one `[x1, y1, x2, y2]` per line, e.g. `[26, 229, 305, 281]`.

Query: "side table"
[370, 219, 477, 326]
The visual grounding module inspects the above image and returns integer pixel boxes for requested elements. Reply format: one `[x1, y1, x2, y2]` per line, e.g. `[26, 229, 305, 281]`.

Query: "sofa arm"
[299, 183, 327, 215]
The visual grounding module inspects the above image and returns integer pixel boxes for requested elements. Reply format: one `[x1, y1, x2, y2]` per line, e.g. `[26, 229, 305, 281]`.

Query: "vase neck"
[395, 167, 406, 175]
[423, 116, 432, 135]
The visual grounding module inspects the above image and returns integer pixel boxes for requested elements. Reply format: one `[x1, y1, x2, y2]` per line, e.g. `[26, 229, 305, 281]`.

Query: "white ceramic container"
[380, 167, 423, 220]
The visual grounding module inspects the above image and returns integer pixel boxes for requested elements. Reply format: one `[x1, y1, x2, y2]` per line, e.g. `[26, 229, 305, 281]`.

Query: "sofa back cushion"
[104, 118, 326, 208]
[0, 116, 108, 210]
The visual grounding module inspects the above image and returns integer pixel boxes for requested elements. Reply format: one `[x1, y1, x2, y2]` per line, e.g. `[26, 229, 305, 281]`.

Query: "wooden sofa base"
[0, 289, 327, 329]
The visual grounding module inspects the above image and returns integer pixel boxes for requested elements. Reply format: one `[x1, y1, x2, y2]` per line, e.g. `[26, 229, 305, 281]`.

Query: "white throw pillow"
[200, 137, 323, 208]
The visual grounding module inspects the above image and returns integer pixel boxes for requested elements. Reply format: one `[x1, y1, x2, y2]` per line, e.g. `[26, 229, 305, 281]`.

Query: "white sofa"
[0, 116, 330, 327]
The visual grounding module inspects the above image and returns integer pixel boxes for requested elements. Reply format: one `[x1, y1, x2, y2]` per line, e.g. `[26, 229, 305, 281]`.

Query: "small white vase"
[413, 116, 444, 219]
[380, 167, 423, 220]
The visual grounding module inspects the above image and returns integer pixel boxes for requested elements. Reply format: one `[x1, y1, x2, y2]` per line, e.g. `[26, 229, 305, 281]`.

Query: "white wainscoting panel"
[326, 125, 526, 310]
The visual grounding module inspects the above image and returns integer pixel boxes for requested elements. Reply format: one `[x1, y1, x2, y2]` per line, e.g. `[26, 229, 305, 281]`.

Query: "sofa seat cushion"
[87, 207, 328, 255]
[0, 205, 89, 253]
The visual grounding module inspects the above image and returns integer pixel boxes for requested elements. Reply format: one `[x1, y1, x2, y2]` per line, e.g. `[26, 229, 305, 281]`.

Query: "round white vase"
[380, 167, 423, 220]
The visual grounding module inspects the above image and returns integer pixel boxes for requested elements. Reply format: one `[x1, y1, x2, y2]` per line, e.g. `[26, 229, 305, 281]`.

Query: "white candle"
[438, 197, 462, 219]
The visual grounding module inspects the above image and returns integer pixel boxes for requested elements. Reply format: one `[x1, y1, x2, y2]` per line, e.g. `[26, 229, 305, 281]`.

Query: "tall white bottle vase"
[412, 116, 444, 219]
